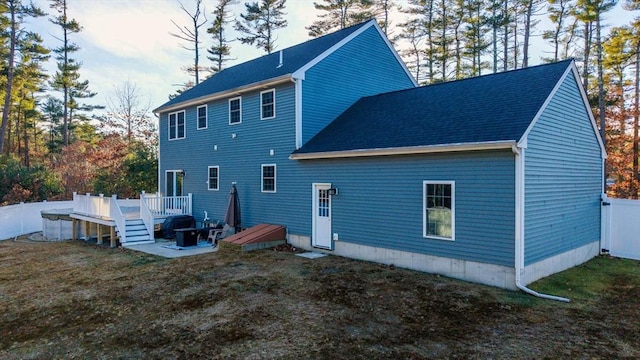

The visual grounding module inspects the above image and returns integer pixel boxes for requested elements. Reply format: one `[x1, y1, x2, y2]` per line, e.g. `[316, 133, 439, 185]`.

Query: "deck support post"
[72, 219, 78, 241]
[110, 226, 117, 248]
[97, 224, 104, 245]
[83, 220, 90, 240]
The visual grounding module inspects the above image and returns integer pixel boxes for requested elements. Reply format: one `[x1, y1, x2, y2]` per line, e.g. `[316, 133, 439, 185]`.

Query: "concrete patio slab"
[126, 240, 219, 258]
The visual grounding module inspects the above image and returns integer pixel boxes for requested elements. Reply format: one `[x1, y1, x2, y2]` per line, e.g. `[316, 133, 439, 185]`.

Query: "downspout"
[512, 144, 570, 303]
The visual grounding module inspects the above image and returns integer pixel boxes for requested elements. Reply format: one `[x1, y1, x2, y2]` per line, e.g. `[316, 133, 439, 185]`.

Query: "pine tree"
[543, 0, 577, 62]
[306, 0, 374, 37]
[0, 0, 45, 154]
[234, 0, 287, 54]
[49, 0, 96, 146]
[207, 0, 238, 74]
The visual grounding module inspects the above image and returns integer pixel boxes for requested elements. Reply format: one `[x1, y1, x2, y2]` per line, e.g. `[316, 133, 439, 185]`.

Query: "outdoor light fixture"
[328, 187, 338, 196]
[179, 170, 186, 177]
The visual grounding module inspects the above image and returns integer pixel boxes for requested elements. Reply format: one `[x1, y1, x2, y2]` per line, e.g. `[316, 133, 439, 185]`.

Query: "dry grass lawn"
[0, 238, 639, 359]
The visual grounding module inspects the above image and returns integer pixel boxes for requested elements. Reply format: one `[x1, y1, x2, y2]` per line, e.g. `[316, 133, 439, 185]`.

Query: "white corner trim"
[289, 141, 516, 160]
[292, 21, 376, 80]
[293, 77, 303, 149]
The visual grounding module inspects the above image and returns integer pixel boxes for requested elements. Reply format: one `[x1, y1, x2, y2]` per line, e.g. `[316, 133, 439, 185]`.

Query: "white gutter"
[290, 140, 516, 160]
[153, 75, 293, 114]
[512, 144, 570, 302]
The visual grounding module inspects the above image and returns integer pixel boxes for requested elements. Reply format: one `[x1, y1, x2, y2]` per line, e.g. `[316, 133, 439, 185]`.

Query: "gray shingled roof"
[293, 60, 573, 155]
[156, 20, 373, 112]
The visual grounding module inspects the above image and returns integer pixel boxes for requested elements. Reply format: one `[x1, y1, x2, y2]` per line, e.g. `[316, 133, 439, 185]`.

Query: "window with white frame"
[197, 105, 207, 129]
[260, 89, 275, 119]
[168, 111, 186, 140]
[229, 97, 242, 124]
[261, 164, 276, 193]
[208, 166, 219, 191]
[423, 181, 455, 240]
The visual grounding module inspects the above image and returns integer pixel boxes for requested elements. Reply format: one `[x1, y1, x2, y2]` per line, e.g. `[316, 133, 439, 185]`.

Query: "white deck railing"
[73, 192, 114, 219]
[141, 193, 192, 217]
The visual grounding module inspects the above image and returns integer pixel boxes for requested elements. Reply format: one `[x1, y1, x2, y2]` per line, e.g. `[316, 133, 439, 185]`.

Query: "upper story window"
[208, 166, 219, 191]
[261, 164, 276, 193]
[168, 110, 186, 140]
[197, 105, 207, 130]
[229, 97, 242, 125]
[261, 89, 275, 120]
[423, 181, 455, 240]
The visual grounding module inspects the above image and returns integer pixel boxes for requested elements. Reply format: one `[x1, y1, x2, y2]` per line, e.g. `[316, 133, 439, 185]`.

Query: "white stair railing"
[109, 195, 127, 244]
[139, 192, 155, 242]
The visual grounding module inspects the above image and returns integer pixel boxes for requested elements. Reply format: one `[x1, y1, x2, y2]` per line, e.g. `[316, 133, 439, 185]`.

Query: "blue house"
[154, 20, 606, 290]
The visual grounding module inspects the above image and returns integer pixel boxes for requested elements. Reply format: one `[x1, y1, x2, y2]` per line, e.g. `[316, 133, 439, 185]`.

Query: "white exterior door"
[312, 183, 332, 249]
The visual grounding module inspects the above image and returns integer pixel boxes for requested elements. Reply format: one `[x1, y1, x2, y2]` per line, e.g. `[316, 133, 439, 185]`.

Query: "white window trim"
[423, 180, 455, 241]
[260, 89, 276, 120]
[261, 164, 277, 193]
[168, 110, 186, 140]
[207, 166, 219, 191]
[197, 105, 208, 130]
[229, 96, 242, 125]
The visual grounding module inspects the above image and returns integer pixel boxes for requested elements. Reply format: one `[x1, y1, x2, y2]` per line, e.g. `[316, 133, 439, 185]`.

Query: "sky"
[27, 0, 637, 117]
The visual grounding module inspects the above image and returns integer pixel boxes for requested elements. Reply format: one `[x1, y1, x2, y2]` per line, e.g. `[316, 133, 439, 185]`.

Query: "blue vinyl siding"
[301, 26, 415, 144]
[284, 151, 516, 267]
[524, 71, 603, 265]
[159, 83, 296, 222]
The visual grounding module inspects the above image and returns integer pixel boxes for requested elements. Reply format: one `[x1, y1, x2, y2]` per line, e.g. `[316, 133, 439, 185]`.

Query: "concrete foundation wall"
[289, 235, 600, 290]
[521, 241, 599, 285]
[288, 234, 517, 290]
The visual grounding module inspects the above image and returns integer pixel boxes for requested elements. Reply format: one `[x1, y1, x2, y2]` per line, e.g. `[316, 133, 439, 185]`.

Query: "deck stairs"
[119, 218, 154, 247]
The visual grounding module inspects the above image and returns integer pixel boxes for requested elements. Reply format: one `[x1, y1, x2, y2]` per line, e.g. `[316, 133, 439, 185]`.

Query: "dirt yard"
[0, 238, 638, 359]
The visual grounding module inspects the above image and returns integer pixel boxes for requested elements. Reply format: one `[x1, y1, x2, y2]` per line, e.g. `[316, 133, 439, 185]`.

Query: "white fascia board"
[289, 140, 516, 160]
[570, 64, 608, 159]
[292, 22, 375, 80]
[518, 64, 571, 148]
[371, 21, 419, 87]
[153, 75, 292, 114]
[517, 61, 607, 159]
[292, 21, 417, 88]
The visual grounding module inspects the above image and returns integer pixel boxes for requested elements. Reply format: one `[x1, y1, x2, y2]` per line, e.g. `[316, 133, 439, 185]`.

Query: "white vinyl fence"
[0, 200, 74, 240]
[602, 197, 640, 261]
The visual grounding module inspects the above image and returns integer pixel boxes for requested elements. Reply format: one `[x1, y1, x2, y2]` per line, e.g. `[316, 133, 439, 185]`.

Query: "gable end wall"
[524, 71, 603, 265]
[301, 26, 415, 144]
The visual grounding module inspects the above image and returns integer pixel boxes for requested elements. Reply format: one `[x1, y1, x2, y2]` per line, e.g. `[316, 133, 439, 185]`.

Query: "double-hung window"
[229, 97, 242, 124]
[260, 89, 275, 119]
[208, 166, 219, 191]
[197, 105, 207, 130]
[423, 181, 455, 240]
[261, 164, 276, 193]
[168, 111, 186, 140]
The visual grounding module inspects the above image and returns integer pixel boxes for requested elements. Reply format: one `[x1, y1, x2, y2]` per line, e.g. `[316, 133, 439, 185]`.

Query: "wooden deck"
[220, 224, 287, 252]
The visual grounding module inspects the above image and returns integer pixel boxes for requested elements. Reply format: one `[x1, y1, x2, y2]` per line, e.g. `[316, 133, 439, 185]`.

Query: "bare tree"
[100, 80, 155, 146]
[171, 0, 208, 85]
